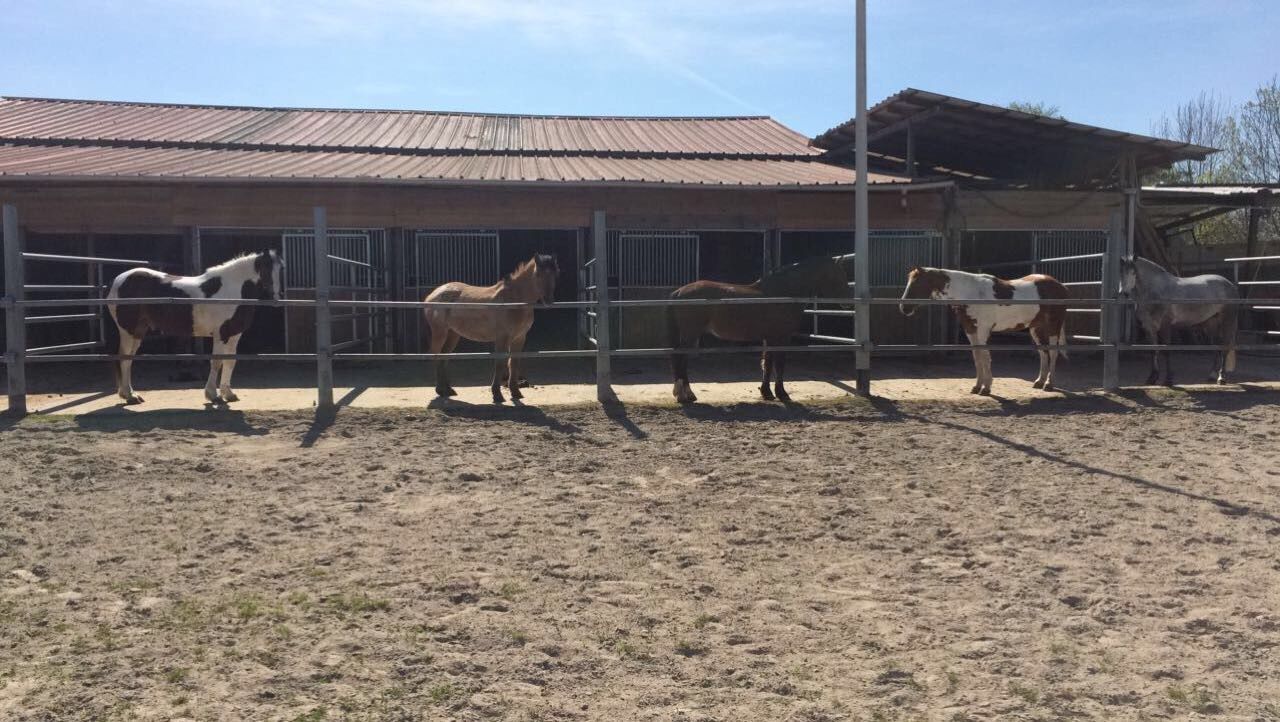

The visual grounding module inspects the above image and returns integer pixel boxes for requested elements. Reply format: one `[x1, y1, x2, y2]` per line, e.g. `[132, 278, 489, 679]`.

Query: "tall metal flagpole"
[854, 0, 872, 395]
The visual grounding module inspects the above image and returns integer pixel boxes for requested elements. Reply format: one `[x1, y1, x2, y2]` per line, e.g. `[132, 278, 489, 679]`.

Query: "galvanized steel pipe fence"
[2, 205, 1276, 415]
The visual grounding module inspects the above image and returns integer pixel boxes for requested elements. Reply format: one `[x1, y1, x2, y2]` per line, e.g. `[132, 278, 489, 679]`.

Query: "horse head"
[532, 253, 559, 305]
[253, 249, 286, 301]
[1118, 255, 1137, 299]
[900, 266, 949, 316]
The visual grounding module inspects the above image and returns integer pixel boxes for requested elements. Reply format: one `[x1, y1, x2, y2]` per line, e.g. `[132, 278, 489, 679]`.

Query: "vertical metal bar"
[593, 211, 616, 403]
[853, 0, 871, 396]
[1102, 211, 1123, 390]
[314, 207, 334, 410]
[3, 204, 27, 415]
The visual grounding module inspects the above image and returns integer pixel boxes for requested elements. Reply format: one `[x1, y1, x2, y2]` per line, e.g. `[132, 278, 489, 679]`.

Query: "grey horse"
[1119, 256, 1238, 386]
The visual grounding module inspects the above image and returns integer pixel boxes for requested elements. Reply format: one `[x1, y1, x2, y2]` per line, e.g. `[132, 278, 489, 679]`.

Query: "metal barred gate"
[281, 229, 390, 353]
[604, 230, 700, 348]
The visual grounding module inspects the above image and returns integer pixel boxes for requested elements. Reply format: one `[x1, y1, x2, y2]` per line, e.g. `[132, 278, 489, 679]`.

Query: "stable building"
[0, 89, 1233, 360]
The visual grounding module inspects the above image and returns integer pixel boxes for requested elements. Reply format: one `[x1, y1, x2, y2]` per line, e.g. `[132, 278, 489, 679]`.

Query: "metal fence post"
[853, 0, 871, 396]
[3, 204, 26, 415]
[1101, 210, 1123, 390]
[314, 207, 334, 410]
[592, 210, 617, 403]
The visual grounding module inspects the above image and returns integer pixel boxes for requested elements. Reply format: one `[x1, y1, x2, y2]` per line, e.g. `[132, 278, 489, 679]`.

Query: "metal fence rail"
[3, 205, 1275, 414]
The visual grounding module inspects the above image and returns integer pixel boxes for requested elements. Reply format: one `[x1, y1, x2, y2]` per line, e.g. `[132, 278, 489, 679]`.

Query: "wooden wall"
[0, 182, 1122, 235]
[0, 182, 952, 234]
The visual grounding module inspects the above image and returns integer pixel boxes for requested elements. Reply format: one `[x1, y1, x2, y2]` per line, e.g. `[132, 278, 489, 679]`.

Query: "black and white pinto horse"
[1119, 256, 1237, 386]
[107, 251, 284, 405]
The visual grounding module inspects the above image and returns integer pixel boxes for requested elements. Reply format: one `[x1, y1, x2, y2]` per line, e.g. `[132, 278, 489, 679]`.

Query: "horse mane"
[760, 256, 848, 296]
[503, 254, 556, 283]
[205, 250, 272, 276]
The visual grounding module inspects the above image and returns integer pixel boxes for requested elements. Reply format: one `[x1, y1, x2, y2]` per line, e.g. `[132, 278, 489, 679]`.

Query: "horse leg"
[491, 337, 509, 404]
[773, 351, 790, 402]
[1143, 320, 1161, 386]
[428, 316, 454, 397]
[668, 310, 698, 404]
[117, 332, 144, 404]
[218, 334, 242, 403]
[1159, 323, 1175, 387]
[507, 335, 526, 401]
[203, 338, 222, 404]
[759, 348, 775, 401]
[439, 330, 460, 396]
[1031, 328, 1049, 389]
[1218, 306, 1238, 384]
[1044, 326, 1064, 392]
[966, 329, 992, 395]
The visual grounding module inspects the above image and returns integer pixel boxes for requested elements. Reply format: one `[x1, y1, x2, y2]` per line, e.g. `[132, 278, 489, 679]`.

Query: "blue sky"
[3, 0, 1277, 138]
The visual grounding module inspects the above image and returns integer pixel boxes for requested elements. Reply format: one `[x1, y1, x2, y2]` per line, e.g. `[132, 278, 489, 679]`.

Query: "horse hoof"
[978, 388, 991, 396]
[125, 396, 144, 406]
[1032, 379, 1045, 389]
[1043, 383, 1055, 392]
[1145, 374, 1159, 386]
[776, 390, 791, 403]
[510, 389, 523, 400]
[221, 393, 239, 403]
[760, 387, 775, 401]
[435, 387, 451, 398]
[970, 385, 982, 394]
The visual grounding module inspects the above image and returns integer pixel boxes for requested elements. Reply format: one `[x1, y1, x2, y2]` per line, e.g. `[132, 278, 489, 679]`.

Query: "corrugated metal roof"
[0, 97, 822, 158]
[0, 142, 907, 188]
[813, 88, 1216, 185]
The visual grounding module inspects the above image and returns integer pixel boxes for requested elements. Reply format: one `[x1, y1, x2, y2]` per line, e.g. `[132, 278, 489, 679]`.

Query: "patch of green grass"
[94, 623, 120, 651]
[498, 582, 523, 601]
[945, 670, 960, 694]
[165, 599, 204, 631]
[427, 684, 455, 705]
[290, 708, 327, 722]
[164, 667, 189, 685]
[613, 639, 649, 661]
[1010, 682, 1039, 705]
[508, 629, 530, 646]
[789, 666, 815, 682]
[1168, 685, 1221, 714]
[692, 613, 716, 629]
[324, 593, 391, 614]
[674, 639, 708, 657]
[233, 595, 266, 622]
[286, 591, 311, 608]
[108, 577, 160, 594]
[274, 624, 293, 639]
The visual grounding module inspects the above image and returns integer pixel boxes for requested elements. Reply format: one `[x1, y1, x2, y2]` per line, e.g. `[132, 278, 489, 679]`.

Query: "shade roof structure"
[813, 88, 1217, 188]
[0, 96, 919, 190]
[1141, 184, 1280, 231]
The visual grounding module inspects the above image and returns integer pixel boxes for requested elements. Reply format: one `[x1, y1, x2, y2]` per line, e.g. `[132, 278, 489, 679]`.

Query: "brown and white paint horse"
[900, 267, 1070, 395]
[107, 250, 284, 405]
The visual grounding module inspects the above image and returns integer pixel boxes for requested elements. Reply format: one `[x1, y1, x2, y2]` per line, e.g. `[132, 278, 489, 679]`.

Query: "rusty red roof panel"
[0, 143, 908, 187]
[0, 97, 822, 158]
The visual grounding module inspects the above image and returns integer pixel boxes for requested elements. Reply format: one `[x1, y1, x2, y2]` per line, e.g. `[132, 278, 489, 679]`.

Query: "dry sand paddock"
[2, 355, 1280, 721]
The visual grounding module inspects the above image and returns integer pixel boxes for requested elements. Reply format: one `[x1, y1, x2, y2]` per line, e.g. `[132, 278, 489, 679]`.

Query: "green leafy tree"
[1007, 100, 1063, 119]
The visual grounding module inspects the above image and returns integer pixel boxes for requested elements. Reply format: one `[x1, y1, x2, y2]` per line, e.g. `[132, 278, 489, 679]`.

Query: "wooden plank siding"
[0, 184, 1121, 235]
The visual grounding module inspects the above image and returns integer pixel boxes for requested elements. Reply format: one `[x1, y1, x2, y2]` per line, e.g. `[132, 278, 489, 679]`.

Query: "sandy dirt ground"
[4, 351, 1279, 413]
[3, 376, 1280, 721]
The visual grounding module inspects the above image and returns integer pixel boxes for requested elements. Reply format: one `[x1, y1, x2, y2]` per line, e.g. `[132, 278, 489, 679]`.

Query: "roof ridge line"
[0, 136, 824, 161]
[0, 95, 771, 122]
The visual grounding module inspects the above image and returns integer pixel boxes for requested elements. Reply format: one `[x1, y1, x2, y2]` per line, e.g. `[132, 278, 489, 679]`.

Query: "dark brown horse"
[424, 253, 558, 404]
[667, 256, 850, 403]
